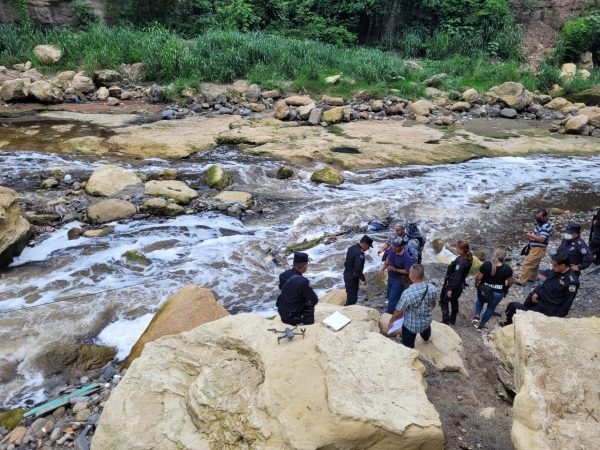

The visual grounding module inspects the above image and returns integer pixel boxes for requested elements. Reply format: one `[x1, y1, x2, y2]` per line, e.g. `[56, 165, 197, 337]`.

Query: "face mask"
[535, 218, 544, 224]
[564, 233, 573, 240]
[538, 281, 544, 286]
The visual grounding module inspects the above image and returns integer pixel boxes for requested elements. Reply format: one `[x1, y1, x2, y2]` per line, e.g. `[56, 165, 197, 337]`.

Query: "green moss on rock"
[276, 165, 295, 179]
[310, 167, 344, 186]
[36, 344, 117, 376]
[123, 250, 150, 266]
[0, 408, 25, 431]
[205, 164, 233, 190]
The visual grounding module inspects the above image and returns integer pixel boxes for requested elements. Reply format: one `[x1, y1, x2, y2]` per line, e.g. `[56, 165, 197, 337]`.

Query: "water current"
[1, 146, 599, 408]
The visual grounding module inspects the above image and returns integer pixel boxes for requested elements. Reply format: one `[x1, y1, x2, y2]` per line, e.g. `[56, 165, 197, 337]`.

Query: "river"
[1, 142, 599, 408]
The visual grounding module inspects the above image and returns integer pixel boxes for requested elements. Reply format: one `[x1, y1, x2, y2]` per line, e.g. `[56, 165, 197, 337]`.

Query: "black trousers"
[278, 307, 315, 326]
[440, 288, 462, 324]
[344, 273, 359, 306]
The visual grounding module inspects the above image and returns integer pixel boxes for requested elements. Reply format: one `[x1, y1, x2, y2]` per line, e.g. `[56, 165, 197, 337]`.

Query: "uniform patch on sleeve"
[569, 285, 577, 292]
[582, 249, 587, 254]
[360, 255, 364, 259]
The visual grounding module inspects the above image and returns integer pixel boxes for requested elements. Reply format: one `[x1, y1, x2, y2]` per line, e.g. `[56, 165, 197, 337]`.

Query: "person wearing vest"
[277, 252, 319, 325]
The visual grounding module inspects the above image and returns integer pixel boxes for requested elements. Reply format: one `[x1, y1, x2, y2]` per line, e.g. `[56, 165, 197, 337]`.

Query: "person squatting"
[277, 211, 594, 344]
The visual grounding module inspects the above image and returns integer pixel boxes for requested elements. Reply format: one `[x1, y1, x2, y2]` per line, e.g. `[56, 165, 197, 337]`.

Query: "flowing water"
[1, 137, 600, 408]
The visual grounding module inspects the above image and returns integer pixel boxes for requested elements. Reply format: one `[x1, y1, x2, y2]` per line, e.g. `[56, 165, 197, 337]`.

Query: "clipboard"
[322, 311, 351, 332]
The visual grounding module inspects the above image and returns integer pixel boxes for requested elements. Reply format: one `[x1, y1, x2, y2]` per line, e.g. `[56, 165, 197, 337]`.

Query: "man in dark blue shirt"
[277, 252, 319, 325]
[555, 223, 593, 278]
[343, 235, 373, 306]
[381, 237, 413, 314]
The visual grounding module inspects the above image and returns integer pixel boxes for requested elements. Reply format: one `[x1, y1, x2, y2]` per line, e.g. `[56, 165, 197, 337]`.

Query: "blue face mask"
[538, 281, 544, 286]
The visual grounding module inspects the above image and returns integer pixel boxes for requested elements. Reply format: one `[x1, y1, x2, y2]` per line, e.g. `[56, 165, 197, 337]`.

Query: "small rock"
[107, 97, 119, 106]
[479, 407, 496, 419]
[72, 402, 89, 414]
[74, 409, 90, 422]
[52, 407, 65, 420]
[500, 108, 517, 118]
[41, 178, 59, 189]
[50, 427, 62, 442]
[103, 365, 117, 381]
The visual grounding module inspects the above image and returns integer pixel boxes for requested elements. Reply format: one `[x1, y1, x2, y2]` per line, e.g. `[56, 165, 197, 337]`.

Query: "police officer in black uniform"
[343, 235, 373, 306]
[277, 252, 319, 325]
[555, 223, 593, 278]
[503, 253, 579, 324]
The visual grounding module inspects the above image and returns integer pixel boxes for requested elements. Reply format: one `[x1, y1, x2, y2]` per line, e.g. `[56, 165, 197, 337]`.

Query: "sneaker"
[471, 316, 480, 324]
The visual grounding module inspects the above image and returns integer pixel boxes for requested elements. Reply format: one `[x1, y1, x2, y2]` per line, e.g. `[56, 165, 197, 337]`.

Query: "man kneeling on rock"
[388, 264, 437, 349]
[277, 252, 319, 325]
[503, 252, 579, 325]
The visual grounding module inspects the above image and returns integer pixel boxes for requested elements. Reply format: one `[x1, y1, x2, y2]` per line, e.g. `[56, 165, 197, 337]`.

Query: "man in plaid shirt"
[387, 264, 438, 348]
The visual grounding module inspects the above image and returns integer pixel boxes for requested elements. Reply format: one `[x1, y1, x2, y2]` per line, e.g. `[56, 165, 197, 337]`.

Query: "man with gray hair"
[387, 264, 437, 349]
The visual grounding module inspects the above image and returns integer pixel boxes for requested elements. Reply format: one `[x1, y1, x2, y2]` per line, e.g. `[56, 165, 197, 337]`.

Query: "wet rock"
[22, 212, 59, 225]
[214, 191, 253, 208]
[85, 165, 142, 197]
[144, 180, 199, 205]
[123, 284, 229, 369]
[94, 70, 122, 87]
[140, 198, 184, 217]
[149, 169, 177, 181]
[273, 99, 290, 120]
[276, 165, 295, 180]
[85, 199, 137, 224]
[0, 79, 29, 102]
[35, 344, 116, 377]
[204, 164, 233, 191]
[0, 187, 32, 270]
[123, 250, 150, 266]
[284, 95, 313, 106]
[310, 167, 344, 186]
[82, 227, 113, 238]
[500, 108, 517, 119]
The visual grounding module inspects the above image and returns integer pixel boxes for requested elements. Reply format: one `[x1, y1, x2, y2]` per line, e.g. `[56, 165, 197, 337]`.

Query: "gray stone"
[552, 112, 565, 120]
[161, 110, 175, 120]
[146, 85, 164, 103]
[218, 107, 233, 114]
[500, 108, 517, 118]
[592, 128, 600, 138]
[245, 84, 261, 102]
[107, 97, 119, 106]
[308, 107, 323, 126]
[240, 108, 251, 116]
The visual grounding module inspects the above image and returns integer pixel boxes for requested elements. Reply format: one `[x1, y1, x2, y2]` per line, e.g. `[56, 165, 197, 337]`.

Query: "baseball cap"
[395, 219, 406, 229]
[563, 223, 581, 234]
[360, 235, 373, 248]
[392, 237, 405, 247]
[538, 268, 551, 277]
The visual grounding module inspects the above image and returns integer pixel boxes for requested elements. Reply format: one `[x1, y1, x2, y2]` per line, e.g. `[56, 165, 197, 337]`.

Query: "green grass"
[0, 23, 595, 102]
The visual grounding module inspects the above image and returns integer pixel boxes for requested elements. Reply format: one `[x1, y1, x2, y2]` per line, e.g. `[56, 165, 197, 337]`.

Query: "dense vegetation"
[1, 0, 599, 101]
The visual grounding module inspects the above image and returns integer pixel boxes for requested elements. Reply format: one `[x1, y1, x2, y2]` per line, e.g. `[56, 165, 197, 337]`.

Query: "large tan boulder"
[85, 199, 136, 224]
[311, 167, 344, 185]
[322, 106, 344, 124]
[564, 114, 588, 133]
[0, 79, 29, 102]
[450, 101, 470, 111]
[123, 285, 229, 369]
[487, 82, 532, 111]
[94, 69, 123, 87]
[415, 321, 468, 376]
[485, 324, 516, 391]
[320, 289, 346, 305]
[511, 313, 600, 450]
[409, 99, 434, 117]
[560, 63, 577, 78]
[284, 95, 313, 106]
[577, 106, 600, 127]
[33, 45, 62, 64]
[274, 99, 290, 120]
[144, 180, 198, 205]
[545, 97, 573, 111]
[28, 80, 63, 104]
[214, 191, 252, 208]
[70, 73, 95, 93]
[93, 304, 443, 450]
[462, 88, 479, 103]
[0, 187, 31, 269]
[379, 312, 402, 337]
[297, 102, 315, 119]
[85, 165, 142, 197]
[322, 95, 344, 106]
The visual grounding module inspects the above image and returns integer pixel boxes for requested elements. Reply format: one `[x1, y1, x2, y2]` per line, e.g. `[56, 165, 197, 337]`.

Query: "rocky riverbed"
[1, 76, 600, 449]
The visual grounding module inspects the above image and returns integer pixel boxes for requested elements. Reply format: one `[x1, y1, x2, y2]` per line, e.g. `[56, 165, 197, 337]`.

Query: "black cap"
[293, 252, 309, 264]
[563, 223, 581, 234]
[360, 235, 373, 248]
[538, 268, 551, 277]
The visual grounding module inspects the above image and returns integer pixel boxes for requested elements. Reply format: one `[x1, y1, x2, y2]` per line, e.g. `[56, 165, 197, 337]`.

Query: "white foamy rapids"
[1, 153, 599, 407]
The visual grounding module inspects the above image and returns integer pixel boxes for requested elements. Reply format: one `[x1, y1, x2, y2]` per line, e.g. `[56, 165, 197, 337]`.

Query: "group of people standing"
[276, 208, 599, 347]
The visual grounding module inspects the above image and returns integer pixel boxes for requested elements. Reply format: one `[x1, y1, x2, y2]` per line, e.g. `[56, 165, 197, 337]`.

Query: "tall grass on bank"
[0, 24, 596, 101]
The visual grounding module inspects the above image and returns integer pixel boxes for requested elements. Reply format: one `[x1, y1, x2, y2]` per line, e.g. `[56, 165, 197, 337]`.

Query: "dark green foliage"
[7, 0, 31, 28]
[70, 1, 102, 28]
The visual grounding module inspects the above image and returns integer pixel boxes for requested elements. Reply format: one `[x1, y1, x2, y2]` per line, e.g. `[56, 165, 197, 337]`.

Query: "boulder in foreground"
[93, 304, 443, 450]
[310, 167, 345, 185]
[0, 186, 32, 269]
[85, 165, 142, 197]
[123, 284, 229, 368]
